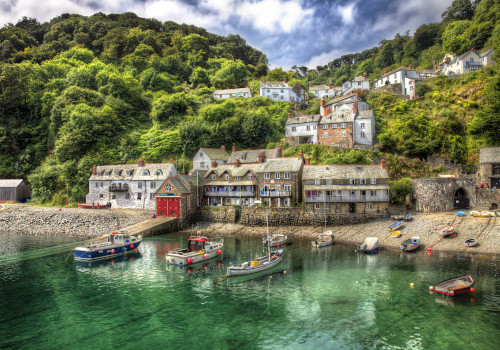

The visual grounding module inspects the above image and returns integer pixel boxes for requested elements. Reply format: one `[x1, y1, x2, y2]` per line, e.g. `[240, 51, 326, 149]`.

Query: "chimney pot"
[232, 143, 237, 153]
[309, 81, 311, 87]
[408, 64, 412, 69]
[235, 158, 241, 167]
[258, 152, 264, 163]
[277, 146, 282, 158]
[212, 160, 217, 168]
[363, 72, 367, 79]
[320, 99, 325, 107]
[260, 77, 263, 82]
[380, 159, 386, 170]
[305, 156, 310, 166]
[221, 145, 226, 151]
[92, 165, 97, 175]
[138, 158, 145, 167]
[284, 78, 287, 83]
[298, 150, 303, 159]
[170, 157, 174, 164]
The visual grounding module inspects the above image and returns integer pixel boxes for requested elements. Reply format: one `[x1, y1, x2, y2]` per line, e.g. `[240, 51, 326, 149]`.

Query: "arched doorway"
[453, 188, 469, 209]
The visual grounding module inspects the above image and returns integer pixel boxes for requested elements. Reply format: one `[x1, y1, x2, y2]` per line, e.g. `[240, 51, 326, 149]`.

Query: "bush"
[389, 178, 412, 205]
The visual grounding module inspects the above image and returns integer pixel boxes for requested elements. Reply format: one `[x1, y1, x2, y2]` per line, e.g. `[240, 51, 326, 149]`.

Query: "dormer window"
[114, 170, 122, 176]
[248, 173, 252, 180]
[142, 170, 150, 176]
[126, 170, 134, 176]
[225, 173, 229, 180]
[155, 170, 163, 176]
[235, 176, 240, 181]
[211, 174, 216, 180]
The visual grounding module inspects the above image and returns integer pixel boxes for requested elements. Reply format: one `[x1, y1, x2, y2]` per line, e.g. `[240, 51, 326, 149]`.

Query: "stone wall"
[199, 206, 238, 223]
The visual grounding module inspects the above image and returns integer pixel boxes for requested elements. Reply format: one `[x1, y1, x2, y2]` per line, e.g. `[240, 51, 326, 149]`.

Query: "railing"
[109, 184, 129, 192]
[205, 191, 255, 197]
[463, 61, 482, 66]
[260, 190, 291, 197]
[305, 195, 389, 203]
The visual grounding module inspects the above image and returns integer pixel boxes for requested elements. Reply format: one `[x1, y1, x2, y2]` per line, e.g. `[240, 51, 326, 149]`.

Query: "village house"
[317, 108, 356, 146]
[308, 81, 341, 99]
[192, 146, 230, 172]
[0, 179, 31, 203]
[320, 94, 369, 116]
[342, 74, 370, 95]
[354, 110, 376, 146]
[259, 78, 306, 103]
[478, 147, 500, 189]
[213, 87, 252, 99]
[86, 159, 177, 210]
[155, 173, 205, 218]
[438, 49, 495, 76]
[285, 113, 320, 145]
[374, 66, 421, 97]
[302, 160, 390, 214]
[227, 145, 281, 164]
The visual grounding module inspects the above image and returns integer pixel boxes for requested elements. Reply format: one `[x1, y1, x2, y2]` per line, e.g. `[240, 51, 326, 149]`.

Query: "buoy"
[111, 260, 115, 265]
[110, 249, 115, 254]
[203, 253, 208, 258]
[427, 247, 432, 251]
[284, 270, 286, 274]
[410, 283, 415, 288]
[429, 286, 434, 291]
[216, 249, 222, 254]
[130, 256, 134, 261]
[134, 249, 137, 253]
[470, 297, 475, 302]
[470, 287, 475, 293]
[130, 244, 134, 249]
[186, 257, 193, 265]
[427, 251, 432, 256]
[217, 260, 222, 267]
[187, 267, 193, 274]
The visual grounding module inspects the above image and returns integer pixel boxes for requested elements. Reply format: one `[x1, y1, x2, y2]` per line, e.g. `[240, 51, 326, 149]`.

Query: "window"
[367, 203, 373, 209]
[284, 184, 291, 191]
[225, 174, 229, 180]
[470, 58, 473, 62]
[99, 194, 103, 198]
[235, 176, 240, 181]
[264, 173, 270, 179]
[315, 179, 321, 185]
[326, 203, 331, 209]
[137, 193, 142, 200]
[341, 131, 346, 137]
[326, 179, 332, 185]
[200, 162, 205, 168]
[125, 193, 130, 199]
[95, 182, 98, 188]
[150, 182, 156, 188]
[248, 173, 252, 180]
[155, 170, 163, 176]
[360, 123, 365, 128]
[112, 194, 116, 199]
[284, 172, 290, 179]
[150, 193, 155, 199]
[332, 123, 337, 128]
[114, 170, 122, 176]
[200, 152, 203, 157]
[212, 174, 216, 180]
[339, 114, 344, 119]
[323, 124, 328, 129]
[351, 191, 356, 196]
[142, 170, 150, 176]
[360, 179, 366, 184]
[306, 125, 310, 131]
[341, 123, 346, 128]
[371, 190, 376, 196]
[138, 182, 142, 189]
[360, 132, 366, 138]
[350, 179, 355, 184]
[315, 203, 321, 210]
[371, 178, 376, 184]
[324, 132, 328, 138]
[313, 125, 316, 130]
[492, 164, 500, 175]
[292, 126, 296, 132]
[275, 172, 280, 179]
[281, 89, 284, 93]
[126, 170, 134, 176]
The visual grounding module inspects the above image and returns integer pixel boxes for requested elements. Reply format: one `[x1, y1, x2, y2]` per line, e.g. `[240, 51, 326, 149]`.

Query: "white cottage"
[86, 159, 177, 210]
[213, 87, 252, 99]
[438, 49, 494, 76]
[354, 110, 375, 145]
[192, 146, 230, 172]
[259, 79, 303, 102]
[309, 82, 338, 99]
[374, 66, 421, 97]
[285, 114, 321, 145]
[343, 73, 370, 95]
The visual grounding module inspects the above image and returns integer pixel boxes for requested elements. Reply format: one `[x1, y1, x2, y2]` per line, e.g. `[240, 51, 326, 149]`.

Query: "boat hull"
[227, 255, 283, 277]
[435, 274, 474, 297]
[73, 240, 142, 261]
[166, 249, 222, 266]
[388, 221, 403, 231]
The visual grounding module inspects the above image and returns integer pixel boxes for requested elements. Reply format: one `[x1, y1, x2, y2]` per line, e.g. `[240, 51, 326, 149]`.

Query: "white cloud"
[337, 2, 356, 25]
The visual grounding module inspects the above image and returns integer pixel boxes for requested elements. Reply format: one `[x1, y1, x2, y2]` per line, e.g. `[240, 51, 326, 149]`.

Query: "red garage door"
[156, 196, 180, 217]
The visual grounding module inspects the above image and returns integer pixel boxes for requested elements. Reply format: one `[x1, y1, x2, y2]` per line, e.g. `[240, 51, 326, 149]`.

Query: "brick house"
[317, 107, 356, 146]
[302, 160, 390, 214]
[479, 147, 500, 189]
[86, 159, 177, 210]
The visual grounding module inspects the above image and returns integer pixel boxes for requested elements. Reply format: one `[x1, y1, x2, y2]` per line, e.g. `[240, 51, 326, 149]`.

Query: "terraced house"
[259, 78, 307, 102]
[302, 160, 390, 214]
[285, 114, 321, 145]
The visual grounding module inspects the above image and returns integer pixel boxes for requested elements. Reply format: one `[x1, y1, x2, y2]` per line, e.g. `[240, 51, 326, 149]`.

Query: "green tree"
[210, 60, 249, 89]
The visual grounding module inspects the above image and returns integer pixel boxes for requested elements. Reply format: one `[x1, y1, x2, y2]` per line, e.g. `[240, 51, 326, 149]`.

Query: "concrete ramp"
[124, 217, 179, 237]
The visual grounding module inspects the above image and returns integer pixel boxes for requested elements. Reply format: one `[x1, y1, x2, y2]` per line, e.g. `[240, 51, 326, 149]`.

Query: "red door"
[156, 197, 180, 217]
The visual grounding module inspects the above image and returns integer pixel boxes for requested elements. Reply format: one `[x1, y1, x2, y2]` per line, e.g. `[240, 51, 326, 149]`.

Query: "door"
[491, 178, 500, 188]
[453, 188, 470, 209]
[156, 196, 180, 217]
[350, 203, 355, 213]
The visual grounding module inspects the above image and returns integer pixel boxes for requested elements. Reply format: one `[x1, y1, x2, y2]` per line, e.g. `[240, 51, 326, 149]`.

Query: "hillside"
[0, 0, 498, 205]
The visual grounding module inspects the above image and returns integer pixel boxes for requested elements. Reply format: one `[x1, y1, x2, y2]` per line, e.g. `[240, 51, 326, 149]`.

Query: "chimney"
[380, 159, 386, 170]
[328, 80, 333, 89]
[260, 77, 263, 82]
[277, 146, 282, 158]
[232, 143, 237, 153]
[212, 160, 217, 168]
[92, 165, 97, 175]
[309, 81, 311, 87]
[221, 145, 226, 151]
[247, 83, 250, 88]
[408, 64, 412, 69]
[170, 157, 174, 164]
[258, 152, 264, 163]
[298, 150, 303, 159]
[284, 78, 287, 83]
[353, 100, 358, 113]
[235, 158, 241, 167]
[363, 72, 367, 79]
[305, 156, 310, 166]
[138, 158, 145, 167]
[320, 99, 325, 107]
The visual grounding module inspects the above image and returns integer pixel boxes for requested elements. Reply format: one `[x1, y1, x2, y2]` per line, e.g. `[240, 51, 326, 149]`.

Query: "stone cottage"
[192, 146, 230, 172]
[479, 147, 500, 189]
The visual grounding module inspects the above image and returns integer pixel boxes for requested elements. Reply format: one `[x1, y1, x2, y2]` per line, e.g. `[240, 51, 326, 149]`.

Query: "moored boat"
[311, 230, 334, 248]
[400, 236, 420, 252]
[403, 213, 412, 222]
[72, 230, 142, 261]
[464, 238, 478, 247]
[438, 225, 455, 236]
[165, 234, 223, 266]
[263, 234, 288, 247]
[356, 237, 380, 254]
[434, 274, 474, 296]
[470, 211, 491, 217]
[390, 230, 401, 238]
[388, 221, 403, 231]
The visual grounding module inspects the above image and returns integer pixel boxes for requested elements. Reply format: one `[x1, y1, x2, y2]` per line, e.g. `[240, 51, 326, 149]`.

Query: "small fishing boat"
[434, 274, 474, 297]
[456, 211, 466, 217]
[470, 211, 491, 217]
[311, 230, 334, 247]
[165, 234, 223, 266]
[390, 230, 401, 238]
[438, 225, 455, 237]
[392, 215, 404, 220]
[403, 213, 412, 222]
[388, 221, 403, 231]
[400, 236, 420, 252]
[73, 230, 142, 261]
[356, 237, 380, 254]
[263, 234, 288, 247]
[227, 216, 283, 277]
[464, 238, 478, 247]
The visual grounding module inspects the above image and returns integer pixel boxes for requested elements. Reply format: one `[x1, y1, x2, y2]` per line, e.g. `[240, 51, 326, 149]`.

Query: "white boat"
[438, 225, 455, 237]
[227, 216, 283, 277]
[166, 233, 223, 266]
[464, 238, 478, 247]
[263, 234, 288, 247]
[356, 237, 380, 254]
[470, 211, 492, 217]
[311, 230, 334, 247]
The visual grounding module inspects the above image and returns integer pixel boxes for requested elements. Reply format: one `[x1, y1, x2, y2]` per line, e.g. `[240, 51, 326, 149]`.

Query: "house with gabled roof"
[213, 87, 252, 99]
[0, 179, 31, 202]
[155, 173, 205, 218]
[320, 93, 369, 116]
[479, 147, 500, 189]
[227, 145, 281, 164]
[374, 65, 422, 98]
[309, 81, 339, 99]
[302, 160, 389, 214]
[259, 78, 306, 103]
[342, 73, 370, 95]
[192, 146, 230, 172]
[87, 159, 177, 210]
[285, 113, 320, 145]
[480, 49, 495, 67]
[438, 49, 495, 76]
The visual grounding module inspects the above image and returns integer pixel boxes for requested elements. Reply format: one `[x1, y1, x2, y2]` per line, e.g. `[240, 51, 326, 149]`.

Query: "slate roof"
[324, 94, 359, 107]
[181, 174, 206, 186]
[380, 66, 415, 79]
[228, 149, 280, 164]
[199, 148, 230, 161]
[353, 75, 369, 82]
[304, 185, 390, 191]
[170, 177, 190, 194]
[302, 165, 388, 180]
[213, 87, 251, 95]
[205, 157, 303, 178]
[286, 114, 321, 125]
[260, 157, 303, 173]
[260, 81, 291, 89]
[0, 179, 24, 187]
[357, 110, 374, 120]
[205, 163, 258, 178]
[309, 85, 330, 91]
[458, 49, 481, 59]
[480, 48, 493, 57]
[90, 163, 175, 181]
[479, 147, 500, 164]
[320, 109, 356, 124]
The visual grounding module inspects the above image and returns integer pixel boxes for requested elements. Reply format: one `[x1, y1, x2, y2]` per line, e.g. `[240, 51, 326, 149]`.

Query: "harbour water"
[1, 232, 499, 349]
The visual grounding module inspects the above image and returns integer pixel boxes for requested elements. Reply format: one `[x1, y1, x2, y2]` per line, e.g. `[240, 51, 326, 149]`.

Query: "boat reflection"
[165, 257, 224, 275]
[74, 252, 142, 269]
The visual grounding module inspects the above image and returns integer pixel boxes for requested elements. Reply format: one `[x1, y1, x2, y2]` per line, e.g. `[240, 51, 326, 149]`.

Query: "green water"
[1, 232, 499, 350]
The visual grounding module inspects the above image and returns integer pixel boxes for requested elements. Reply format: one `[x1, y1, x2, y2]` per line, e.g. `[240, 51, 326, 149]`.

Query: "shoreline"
[1, 204, 498, 255]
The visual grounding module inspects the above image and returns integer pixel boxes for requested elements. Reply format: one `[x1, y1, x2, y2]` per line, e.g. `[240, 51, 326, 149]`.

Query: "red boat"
[434, 274, 474, 296]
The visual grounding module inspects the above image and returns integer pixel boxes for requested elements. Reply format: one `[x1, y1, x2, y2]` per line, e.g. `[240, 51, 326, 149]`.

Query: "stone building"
[86, 159, 177, 210]
[155, 174, 205, 218]
[317, 108, 355, 146]
[479, 147, 500, 188]
[302, 160, 390, 214]
[192, 146, 230, 172]
[0, 179, 31, 202]
[320, 94, 369, 115]
[227, 145, 281, 164]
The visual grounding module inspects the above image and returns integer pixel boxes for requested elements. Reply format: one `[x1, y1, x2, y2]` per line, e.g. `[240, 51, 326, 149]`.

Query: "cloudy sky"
[0, 0, 453, 68]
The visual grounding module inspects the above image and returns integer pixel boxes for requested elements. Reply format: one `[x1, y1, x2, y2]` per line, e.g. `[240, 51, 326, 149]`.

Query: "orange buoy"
[429, 286, 434, 291]
[216, 249, 222, 254]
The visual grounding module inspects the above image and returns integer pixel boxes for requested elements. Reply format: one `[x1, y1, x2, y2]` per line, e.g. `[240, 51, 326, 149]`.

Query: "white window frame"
[150, 182, 156, 188]
[350, 179, 355, 184]
[360, 132, 366, 138]
[332, 123, 337, 128]
[225, 173, 229, 180]
[324, 132, 328, 138]
[275, 172, 280, 179]
[212, 174, 216, 180]
[367, 203, 373, 209]
[360, 179, 366, 184]
[323, 124, 328, 130]
[284, 172, 290, 179]
[315, 179, 321, 185]
[371, 178, 376, 184]
[341, 131, 346, 137]
[284, 184, 291, 191]
[341, 123, 346, 128]
[248, 173, 252, 180]
[360, 123, 365, 128]
[264, 173, 270, 179]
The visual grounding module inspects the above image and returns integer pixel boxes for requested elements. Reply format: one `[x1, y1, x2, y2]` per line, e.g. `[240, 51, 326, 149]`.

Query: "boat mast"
[266, 215, 271, 262]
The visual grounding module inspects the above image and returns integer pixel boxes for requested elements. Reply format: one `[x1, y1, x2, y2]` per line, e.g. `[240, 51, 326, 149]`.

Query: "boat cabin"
[187, 236, 210, 252]
[108, 232, 132, 244]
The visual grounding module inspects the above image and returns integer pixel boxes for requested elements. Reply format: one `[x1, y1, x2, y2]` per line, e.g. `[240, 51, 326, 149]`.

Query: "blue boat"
[388, 221, 403, 231]
[73, 230, 142, 261]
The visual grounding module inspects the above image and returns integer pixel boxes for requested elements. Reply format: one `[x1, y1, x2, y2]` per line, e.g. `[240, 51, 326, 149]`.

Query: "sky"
[0, 0, 453, 69]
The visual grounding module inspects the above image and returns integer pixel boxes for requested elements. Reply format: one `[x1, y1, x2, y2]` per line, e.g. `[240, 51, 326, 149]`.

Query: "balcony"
[109, 184, 129, 192]
[463, 61, 482, 67]
[305, 195, 389, 203]
[260, 190, 291, 197]
[205, 191, 255, 197]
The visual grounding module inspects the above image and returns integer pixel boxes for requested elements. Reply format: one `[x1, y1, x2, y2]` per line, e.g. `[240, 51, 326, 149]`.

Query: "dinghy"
[434, 274, 474, 297]
[356, 237, 380, 254]
[400, 236, 420, 252]
[388, 221, 403, 231]
[464, 238, 478, 247]
[438, 225, 455, 237]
